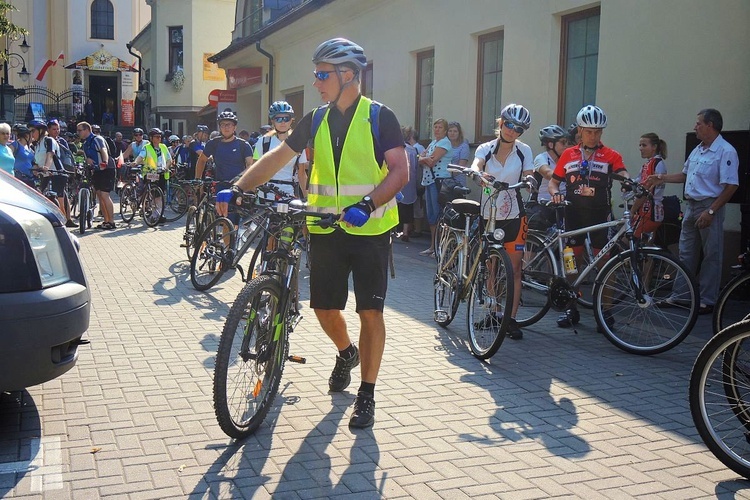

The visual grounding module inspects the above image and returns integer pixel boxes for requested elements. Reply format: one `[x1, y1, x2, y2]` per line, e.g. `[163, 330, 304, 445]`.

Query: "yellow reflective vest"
[143, 143, 170, 176]
[307, 96, 398, 235]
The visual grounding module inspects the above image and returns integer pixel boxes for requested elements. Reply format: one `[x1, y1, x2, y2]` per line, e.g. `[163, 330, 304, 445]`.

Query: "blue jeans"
[424, 182, 440, 225]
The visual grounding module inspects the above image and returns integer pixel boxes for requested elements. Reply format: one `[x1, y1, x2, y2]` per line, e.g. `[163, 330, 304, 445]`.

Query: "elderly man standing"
[648, 108, 739, 314]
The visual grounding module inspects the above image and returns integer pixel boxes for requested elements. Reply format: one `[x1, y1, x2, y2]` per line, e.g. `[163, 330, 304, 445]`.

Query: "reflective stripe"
[307, 184, 337, 197]
[338, 184, 376, 196]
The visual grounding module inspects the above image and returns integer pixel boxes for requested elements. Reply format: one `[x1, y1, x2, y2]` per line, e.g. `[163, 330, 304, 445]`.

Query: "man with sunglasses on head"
[548, 105, 630, 329]
[215, 38, 407, 429]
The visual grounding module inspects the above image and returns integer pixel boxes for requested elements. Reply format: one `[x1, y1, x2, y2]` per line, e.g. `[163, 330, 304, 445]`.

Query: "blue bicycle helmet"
[268, 101, 294, 118]
[28, 119, 47, 130]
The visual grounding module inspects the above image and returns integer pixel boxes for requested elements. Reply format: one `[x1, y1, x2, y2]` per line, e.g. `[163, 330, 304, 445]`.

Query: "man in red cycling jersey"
[548, 105, 630, 329]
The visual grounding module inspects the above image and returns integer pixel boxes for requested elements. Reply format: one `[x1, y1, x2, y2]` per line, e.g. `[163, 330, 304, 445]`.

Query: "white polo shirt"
[683, 134, 739, 200]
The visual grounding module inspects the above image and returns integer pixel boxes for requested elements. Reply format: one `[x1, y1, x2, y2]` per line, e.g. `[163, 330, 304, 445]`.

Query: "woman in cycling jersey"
[418, 118, 453, 256]
[631, 133, 668, 239]
[471, 104, 535, 340]
[253, 101, 308, 199]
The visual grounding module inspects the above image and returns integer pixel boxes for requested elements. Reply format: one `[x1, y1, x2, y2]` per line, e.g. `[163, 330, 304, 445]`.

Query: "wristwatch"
[363, 196, 376, 212]
[707, 208, 715, 216]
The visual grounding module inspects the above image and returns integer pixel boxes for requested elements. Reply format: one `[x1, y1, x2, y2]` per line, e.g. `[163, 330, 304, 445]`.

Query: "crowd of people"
[1, 35, 739, 432]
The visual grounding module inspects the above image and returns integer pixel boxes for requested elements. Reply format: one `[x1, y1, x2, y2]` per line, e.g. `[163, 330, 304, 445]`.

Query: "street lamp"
[1, 33, 31, 123]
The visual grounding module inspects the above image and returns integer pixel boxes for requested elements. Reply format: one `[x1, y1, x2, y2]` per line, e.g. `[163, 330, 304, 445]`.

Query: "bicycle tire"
[594, 248, 698, 355]
[214, 275, 289, 439]
[434, 231, 461, 327]
[690, 320, 750, 479]
[78, 189, 89, 235]
[119, 183, 137, 223]
[163, 183, 189, 222]
[713, 272, 750, 334]
[466, 247, 514, 359]
[69, 186, 79, 218]
[191, 217, 235, 291]
[184, 206, 198, 260]
[721, 332, 750, 431]
[516, 232, 555, 327]
[143, 185, 165, 227]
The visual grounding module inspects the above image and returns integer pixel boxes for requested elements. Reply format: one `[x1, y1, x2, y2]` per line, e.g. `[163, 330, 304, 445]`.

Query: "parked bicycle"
[712, 248, 750, 334]
[690, 319, 750, 479]
[119, 163, 165, 228]
[69, 163, 97, 234]
[162, 168, 190, 222]
[190, 185, 287, 291]
[213, 196, 337, 438]
[433, 165, 537, 359]
[518, 174, 699, 355]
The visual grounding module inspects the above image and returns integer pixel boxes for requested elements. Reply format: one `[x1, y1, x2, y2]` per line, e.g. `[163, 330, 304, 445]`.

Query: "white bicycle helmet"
[168, 135, 180, 143]
[217, 110, 238, 124]
[500, 104, 531, 130]
[312, 38, 367, 70]
[576, 105, 608, 129]
[268, 101, 294, 118]
[538, 125, 567, 144]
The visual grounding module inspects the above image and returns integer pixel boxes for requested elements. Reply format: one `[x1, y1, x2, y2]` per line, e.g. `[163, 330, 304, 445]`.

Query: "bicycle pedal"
[288, 355, 306, 364]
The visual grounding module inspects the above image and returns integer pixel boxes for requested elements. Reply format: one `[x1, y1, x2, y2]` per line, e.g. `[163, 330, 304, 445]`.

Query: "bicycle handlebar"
[447, 164, 538, 193]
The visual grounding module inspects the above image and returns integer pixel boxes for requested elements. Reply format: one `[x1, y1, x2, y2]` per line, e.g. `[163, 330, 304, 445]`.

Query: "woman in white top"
[253, 101, 308, 199]
[470, 104, 534, 340]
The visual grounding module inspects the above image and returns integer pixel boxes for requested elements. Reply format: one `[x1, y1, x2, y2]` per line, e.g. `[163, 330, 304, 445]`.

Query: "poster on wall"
[71, 69, 84, 118]
[217, 90, 238, 124]
[120, 71, 135, 127]
[203, 53, 225, 81]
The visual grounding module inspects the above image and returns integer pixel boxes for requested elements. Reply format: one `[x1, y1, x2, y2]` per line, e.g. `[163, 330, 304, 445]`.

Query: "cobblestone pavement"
[1, 216, 749, 499]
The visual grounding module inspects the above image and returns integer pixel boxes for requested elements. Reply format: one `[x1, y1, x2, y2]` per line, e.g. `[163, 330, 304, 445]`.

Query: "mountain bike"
[119, 165, 165, 228]
[183, 178, 219, 260]
[213, 197, 338, 439]
[190, 185, 288, 291]
[162, 168, 189, 222]
[518, 174, 699, 355]
[690, 319, 750, 479]
[433, 165, 537, 359]
[70, 163, 96, 234]
[713, 248, 750, 334]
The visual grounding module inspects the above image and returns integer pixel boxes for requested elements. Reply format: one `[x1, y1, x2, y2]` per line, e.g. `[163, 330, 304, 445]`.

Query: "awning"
[65, 48, 137, 72]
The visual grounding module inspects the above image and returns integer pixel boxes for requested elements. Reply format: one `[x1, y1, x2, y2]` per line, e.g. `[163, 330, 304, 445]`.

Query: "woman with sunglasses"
[548, 105, 630, 329]
[418, 118, 453, 256]
[469, 103, 534, 340]
[253, 101, 308, 199]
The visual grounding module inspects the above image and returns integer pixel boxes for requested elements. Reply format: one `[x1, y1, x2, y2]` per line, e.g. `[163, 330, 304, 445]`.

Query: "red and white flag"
[34, 52, 65, 82]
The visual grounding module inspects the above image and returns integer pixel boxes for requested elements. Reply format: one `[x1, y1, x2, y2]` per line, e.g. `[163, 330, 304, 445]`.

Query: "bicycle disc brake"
[549, 277, 577, 311]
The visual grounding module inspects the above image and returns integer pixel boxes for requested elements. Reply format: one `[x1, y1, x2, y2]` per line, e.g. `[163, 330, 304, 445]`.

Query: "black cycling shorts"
[40, 175, 67, 198]
[565, 207, 612, 249]
[309, 230, 391, 312]
[92, 168, 116, 193]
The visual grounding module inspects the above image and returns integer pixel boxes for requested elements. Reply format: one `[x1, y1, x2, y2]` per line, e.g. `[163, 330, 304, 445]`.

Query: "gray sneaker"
[349, 393, 375, 428]
[328, 347, 360, 392]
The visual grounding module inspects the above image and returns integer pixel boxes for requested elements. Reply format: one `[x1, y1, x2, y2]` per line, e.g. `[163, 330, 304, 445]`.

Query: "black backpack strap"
[262, 135, 272, 155]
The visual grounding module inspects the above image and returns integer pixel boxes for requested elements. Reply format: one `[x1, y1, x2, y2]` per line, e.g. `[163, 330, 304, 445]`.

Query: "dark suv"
[0, 171, 90, 391]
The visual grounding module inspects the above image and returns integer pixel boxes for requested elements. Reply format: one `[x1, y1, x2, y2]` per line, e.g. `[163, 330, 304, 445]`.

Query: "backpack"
[58, 142, 76, 172]
[104, 135, 117, 158]
[44, 137, 65, 172]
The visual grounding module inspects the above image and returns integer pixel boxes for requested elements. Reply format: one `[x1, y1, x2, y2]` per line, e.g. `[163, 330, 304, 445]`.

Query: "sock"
[359, 382, 375, 398]
[339, 344, 356, 359]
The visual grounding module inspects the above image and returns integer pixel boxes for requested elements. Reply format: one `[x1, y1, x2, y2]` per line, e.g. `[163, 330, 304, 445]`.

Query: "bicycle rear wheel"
[163, 183, 189, 222]
[713, 272, 750, 334]
[466, 247, 514, 360]
[594, 248, 698, 355]
[690, 320, 750, 479]
[434, 230, 461, 327]
[143, 185, 165, 227]
[516, 232, 555, 327]
[191, 217, 235, 291]
[119, 183, 137, 223]
[184, 206, 198, 260]
[214, 275, 288, 439]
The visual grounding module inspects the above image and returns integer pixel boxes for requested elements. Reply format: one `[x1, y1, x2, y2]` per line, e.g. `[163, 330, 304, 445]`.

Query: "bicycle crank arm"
[288, 355, 306, 364]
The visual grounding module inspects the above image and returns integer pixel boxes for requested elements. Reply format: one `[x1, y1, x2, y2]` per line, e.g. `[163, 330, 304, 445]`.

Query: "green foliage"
[0, 2, 28, 62]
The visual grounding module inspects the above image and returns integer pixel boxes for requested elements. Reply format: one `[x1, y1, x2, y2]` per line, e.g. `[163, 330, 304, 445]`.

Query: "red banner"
[121, 100, 134, 127]
[227, 67, 262, 89]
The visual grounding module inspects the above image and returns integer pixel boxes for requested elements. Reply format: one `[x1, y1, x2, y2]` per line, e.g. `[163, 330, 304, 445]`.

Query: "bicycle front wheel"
[214, 275, 289, 439]
[119, 183, 137, 223]
[191, 217, 235, 291]
[78, 189, 89, 235]
[466, 247, 514, 360]
[163, 183, 189, 222]
[143, 185, 165, 227]
[516, 232, 555, 327]
[713, 272, 750, 334]
[184, 206, 198, 260]
[593, 248, 699, 355]
[434, 230, 461, 327]
[690, 320, 750, 479]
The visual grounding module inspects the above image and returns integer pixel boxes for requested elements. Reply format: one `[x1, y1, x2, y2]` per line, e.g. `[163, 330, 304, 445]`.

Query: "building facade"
[211, 0, 750, 250]
[131, 0, 235, 137]
[6, 0, 149, 128]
